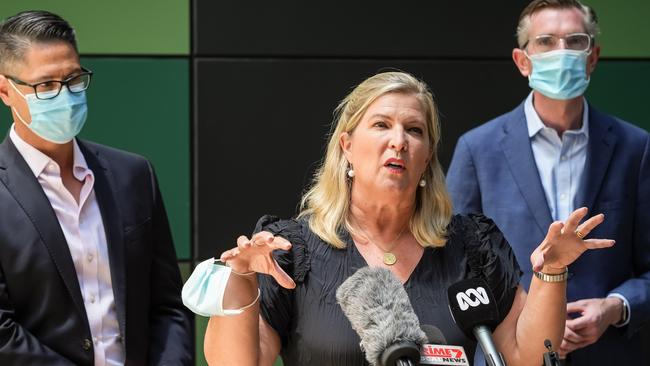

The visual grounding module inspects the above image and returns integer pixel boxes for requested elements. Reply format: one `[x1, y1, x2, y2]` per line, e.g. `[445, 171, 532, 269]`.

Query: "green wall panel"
[81, 57, 190, 259]
[0, 1, 189, 55]
[583, 0, 650, 58]
[587, 60, 650, 132]
[196, 315, 208, 366]
[0, 58, 191, 259]
[179, 261, 192, 282]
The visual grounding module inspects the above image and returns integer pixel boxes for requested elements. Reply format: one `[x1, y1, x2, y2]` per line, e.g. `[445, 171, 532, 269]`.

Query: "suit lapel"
[574, 107, 617, 211]
[0, 137, 88, 324]
[78, 140, 127, 339]
[500, 104, 553, 235]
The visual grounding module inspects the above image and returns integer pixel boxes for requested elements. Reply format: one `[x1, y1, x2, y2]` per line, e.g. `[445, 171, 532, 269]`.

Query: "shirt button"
[87, 253, 94, 262]
[82, 338, 92, 350]
[89, 294, 96, 303]
[560, 194, 567, 200]
[93, 337, 98, 344]
[561, 155, 567, 161]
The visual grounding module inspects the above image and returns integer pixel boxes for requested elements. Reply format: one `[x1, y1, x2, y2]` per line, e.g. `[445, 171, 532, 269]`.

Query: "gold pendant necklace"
[383, 252, 398, 266]
[355, 222, 408, 266]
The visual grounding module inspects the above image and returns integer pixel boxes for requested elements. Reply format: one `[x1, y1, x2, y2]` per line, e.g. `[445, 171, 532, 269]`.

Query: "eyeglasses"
[6, 67, 93, 100]
[524, 33, 593, 53]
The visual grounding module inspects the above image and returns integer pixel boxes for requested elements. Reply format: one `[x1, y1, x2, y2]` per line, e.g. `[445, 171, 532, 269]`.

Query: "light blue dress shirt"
[524, 92, 630, 327]
[524, 92, 589, 222]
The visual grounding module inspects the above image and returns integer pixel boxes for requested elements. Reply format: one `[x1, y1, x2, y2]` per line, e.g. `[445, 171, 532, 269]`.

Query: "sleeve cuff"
[607, 293, 630, 327]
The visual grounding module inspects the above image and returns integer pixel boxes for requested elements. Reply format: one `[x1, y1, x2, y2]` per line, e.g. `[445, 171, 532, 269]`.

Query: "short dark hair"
[0, 10, 78, 73]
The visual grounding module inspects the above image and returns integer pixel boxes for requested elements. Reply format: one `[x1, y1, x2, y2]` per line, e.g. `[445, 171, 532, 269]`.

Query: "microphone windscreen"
[421, 324, 447, 345]
[336, 266, 427, 365]
[447, 278, 499, 339]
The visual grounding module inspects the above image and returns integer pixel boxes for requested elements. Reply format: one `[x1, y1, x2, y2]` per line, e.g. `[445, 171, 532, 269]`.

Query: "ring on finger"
[575, 229, 586, 239]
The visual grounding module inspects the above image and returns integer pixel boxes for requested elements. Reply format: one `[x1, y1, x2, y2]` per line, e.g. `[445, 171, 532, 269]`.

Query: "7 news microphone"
[447, 278, 506, 366]
[420, 325, 469, 365]
[336, 267, 470, 366]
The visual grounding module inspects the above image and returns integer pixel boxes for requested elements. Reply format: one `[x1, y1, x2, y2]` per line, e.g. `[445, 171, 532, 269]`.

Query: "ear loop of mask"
[7, 79, 32, 128]
[214, 259, 260, 316]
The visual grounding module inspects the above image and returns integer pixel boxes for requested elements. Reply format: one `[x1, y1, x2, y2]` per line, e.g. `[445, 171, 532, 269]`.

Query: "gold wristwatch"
[533, 267, 569, 282]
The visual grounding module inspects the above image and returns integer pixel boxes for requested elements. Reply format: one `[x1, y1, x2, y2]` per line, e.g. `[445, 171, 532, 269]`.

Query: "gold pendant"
[383, 252, 397, 266]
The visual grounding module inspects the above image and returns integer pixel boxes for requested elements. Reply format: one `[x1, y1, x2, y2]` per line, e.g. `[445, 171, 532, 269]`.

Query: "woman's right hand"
[220, 231, 296, 289]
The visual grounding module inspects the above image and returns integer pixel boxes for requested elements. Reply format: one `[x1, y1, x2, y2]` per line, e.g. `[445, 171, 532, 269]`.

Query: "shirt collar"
[9, 124, 91, 179]
[524, 92, 590, 139]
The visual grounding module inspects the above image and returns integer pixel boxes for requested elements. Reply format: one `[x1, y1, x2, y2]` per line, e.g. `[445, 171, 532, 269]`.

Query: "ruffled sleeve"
[253, 215, 310, 346]
[453, 214, 523, 324]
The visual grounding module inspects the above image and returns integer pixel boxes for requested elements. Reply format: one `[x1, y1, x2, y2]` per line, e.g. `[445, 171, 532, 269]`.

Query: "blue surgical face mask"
[9, 80, 88, 144]
[526, 49, 591, 100]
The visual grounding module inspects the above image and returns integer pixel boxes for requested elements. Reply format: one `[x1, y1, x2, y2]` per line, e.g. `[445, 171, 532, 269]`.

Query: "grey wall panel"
[194, 0, 525, 58]
[195, 59, 529, 257]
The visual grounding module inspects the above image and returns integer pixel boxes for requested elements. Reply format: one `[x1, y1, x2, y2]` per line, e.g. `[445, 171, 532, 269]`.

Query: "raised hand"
[531, 207, 615, 272]
[220, 231, 296, 289]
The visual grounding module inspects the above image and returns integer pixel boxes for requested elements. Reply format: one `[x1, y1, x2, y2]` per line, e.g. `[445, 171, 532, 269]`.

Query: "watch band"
[533, 267, 568, 282]
[614, 300, 629, 326]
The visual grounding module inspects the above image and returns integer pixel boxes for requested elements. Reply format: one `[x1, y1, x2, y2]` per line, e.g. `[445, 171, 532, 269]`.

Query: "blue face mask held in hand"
[10, 80, 88, 144]
[182, 258, 260, 317]
[526, 49, 590, 100]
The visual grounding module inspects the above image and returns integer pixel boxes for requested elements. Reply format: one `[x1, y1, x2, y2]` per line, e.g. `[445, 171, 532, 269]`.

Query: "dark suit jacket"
[446, 101, 650, 364]
[0, 137, 193, 365]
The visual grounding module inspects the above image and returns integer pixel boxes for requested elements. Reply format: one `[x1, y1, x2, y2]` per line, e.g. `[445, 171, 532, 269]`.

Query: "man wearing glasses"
[0, 10, 192, 365]
[447, 1, 649, 365]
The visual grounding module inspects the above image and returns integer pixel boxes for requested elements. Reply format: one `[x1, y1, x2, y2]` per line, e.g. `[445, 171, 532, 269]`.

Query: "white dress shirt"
[524, 96, 630, 327]
[10, 125, 125, 365]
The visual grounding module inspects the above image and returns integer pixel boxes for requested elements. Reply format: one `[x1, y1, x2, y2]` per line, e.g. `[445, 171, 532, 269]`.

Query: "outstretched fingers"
[546, 220, 565, 241]
[563, 207, 589, 233]
[583, 238, 615, 250]
[575, 213, 605, 238]
[270, 258, 296, 289]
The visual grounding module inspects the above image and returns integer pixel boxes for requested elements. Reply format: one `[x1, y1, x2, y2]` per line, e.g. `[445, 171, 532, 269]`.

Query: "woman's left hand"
[531, 207, 615, 272]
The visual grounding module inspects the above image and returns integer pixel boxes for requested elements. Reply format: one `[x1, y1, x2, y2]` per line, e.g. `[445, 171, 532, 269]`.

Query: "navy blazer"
[0, 137, 193, 365]
[446, 101, 650, 364]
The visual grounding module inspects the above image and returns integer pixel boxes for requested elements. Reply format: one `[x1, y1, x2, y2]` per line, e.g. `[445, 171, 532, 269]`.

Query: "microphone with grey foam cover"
[336, 266, 427, 366]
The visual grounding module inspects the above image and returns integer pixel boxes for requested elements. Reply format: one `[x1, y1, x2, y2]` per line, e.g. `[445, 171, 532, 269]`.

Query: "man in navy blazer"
[447, 1, 649, 364]
[0, 11, 192, 365]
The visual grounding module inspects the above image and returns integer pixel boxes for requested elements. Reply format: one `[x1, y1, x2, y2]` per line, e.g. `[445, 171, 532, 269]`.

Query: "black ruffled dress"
[255, 214, 522, 365]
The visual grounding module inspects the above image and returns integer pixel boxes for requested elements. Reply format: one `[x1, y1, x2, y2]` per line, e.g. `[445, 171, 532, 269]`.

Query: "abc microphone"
[447, 278, 506, 366]
[336, 267, 427, 366]
[419, 325, 469, 366]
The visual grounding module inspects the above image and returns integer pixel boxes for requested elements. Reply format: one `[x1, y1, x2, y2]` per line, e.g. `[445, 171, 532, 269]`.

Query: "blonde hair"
[298, 71, 452, 249]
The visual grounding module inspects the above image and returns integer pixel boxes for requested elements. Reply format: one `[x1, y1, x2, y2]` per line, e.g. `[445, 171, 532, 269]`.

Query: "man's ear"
[0, 75, 13, 107]
[512, 48, 532, 77]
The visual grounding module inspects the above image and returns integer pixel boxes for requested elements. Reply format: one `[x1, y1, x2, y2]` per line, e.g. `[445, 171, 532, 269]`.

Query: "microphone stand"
[474, 326, 506, 366]
[542, 339, 561, 366]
